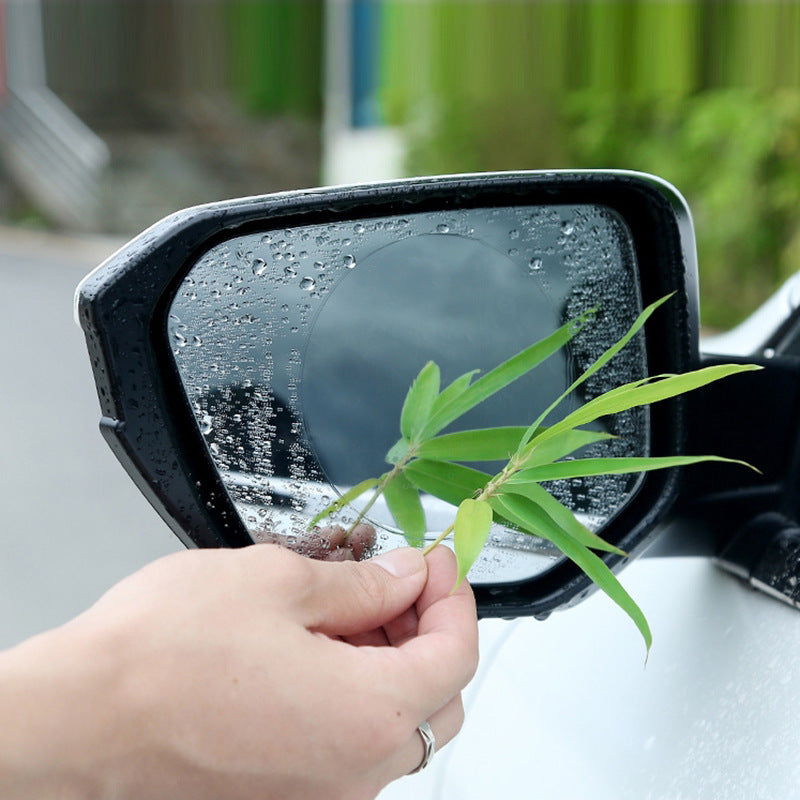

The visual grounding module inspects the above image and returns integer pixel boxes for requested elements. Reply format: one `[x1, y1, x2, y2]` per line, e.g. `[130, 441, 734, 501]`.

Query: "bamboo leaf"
[418, 426, 528, 461]
[498, 480, 625, 555]
[383, 471, 427, 547]
[308, 476, 382, 528]
[400, 361, 441, 440]
[523, 428, 616, 467]
[518, 295, 672, 451]
[421, 312, 591, 439]
[490, 493, 651, 655]
[510, 454, 759, 484]
[429, 369, 480, 418]
[453, 498, 494, 587]
[385, 437, 411, 466]
[525, 363, 762, 455]
[404, 459, 491, 508]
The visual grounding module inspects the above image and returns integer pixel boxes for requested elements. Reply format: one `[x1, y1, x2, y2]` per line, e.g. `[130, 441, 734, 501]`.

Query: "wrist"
[0, 617, 131, 799]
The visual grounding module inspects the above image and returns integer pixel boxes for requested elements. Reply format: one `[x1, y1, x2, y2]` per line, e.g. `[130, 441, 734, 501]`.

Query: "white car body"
[380, 556, 799, 799]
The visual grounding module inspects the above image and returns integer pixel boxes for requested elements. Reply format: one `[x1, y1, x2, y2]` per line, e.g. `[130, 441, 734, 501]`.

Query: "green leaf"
[523, 428, 616, 467]
[385, 438, 410, 466]
[510, 454, 759, 484]
[404, 459, 491, 508]
[417, 426, 528, 461]
[453, 498, 494, 587]
[383, 471, 427, 547]
[308, 476, 382, 528]
[518, 295, 673, 451]
[490, 493, 651, 655]
[429, 369, 480, 418]
[400, 361, 441, 440]
[418, 426, 614, 464]
[525, 363, 763, 456]
[421, 313, 591, 439]
[497, 481, 625, 555]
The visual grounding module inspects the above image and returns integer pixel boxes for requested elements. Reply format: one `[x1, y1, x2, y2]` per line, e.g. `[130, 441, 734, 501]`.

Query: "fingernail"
[370, 548, 425, 578]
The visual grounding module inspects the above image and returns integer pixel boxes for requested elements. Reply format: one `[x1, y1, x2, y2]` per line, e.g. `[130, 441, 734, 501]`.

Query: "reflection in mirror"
[169, 204, 648, 583]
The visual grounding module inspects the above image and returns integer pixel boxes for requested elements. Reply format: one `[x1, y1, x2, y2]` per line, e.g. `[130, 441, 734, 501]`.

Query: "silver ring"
[408, 720, 435, 774]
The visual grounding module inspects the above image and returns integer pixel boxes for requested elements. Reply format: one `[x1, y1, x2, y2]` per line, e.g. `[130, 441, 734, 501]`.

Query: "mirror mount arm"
[657, 352, 800, 558]
[716, 512, 800, 610]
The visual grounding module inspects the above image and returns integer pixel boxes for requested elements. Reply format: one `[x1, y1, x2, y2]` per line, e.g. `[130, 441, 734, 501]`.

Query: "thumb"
[298, 548, 427, 636]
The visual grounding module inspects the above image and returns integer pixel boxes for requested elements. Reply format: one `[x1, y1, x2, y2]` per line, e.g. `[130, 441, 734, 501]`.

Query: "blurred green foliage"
[406, 89, 800, 330]
[229, 1, 323, 118]
[375, 1, 800, 329]
[565, 90, 800, 330]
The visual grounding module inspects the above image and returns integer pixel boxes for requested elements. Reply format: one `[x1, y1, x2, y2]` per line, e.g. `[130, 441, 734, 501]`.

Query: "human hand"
[0, 543, 478, 800]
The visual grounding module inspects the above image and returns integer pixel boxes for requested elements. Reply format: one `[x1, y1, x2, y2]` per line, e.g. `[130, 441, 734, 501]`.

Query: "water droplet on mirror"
[529, 258, 543, 273]
[562, 220, 575, 235]
[436, 223, 450, 233]
[284, 264, 297, 277]
[199, 413, 213, 435]
[260, 233, 272, 244]
[252, 258, 267, 276]
[343, 254, 356, 269]
[281, 303, 290, 312]
[354, 222, 365, 234]
[300, 277, 316, 291]
[314, 260, 326, 270]
[508, 248, 519, 257]
[173, 331, 187, 347]
[509, 229, 519, 239]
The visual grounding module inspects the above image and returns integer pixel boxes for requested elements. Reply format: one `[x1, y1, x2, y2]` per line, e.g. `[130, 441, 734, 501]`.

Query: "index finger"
[392, 546, 479, 712]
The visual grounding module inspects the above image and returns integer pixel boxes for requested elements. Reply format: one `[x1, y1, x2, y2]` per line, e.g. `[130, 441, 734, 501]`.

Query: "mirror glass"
[169, 203, 648, 583]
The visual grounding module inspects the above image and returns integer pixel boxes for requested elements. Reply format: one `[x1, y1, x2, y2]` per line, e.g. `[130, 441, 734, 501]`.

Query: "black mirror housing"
[77, 170, 700, 618]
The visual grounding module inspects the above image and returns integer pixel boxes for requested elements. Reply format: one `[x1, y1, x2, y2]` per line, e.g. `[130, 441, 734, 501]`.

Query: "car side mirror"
[77, 170, 703, 618]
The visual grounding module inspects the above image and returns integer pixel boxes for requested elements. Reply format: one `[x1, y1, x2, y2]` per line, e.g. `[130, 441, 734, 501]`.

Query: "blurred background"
[3, 0, 800, 326]
[2, 0, 800, 643]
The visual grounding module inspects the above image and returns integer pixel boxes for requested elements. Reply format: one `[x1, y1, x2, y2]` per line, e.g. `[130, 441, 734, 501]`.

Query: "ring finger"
[389, 692, 466, 780]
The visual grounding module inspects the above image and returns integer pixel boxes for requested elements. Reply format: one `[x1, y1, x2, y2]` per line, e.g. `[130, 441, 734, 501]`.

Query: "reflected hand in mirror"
[259, 523, 377, 561]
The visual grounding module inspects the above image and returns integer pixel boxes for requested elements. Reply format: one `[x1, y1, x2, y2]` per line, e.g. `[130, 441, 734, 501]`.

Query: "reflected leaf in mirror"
[313, 295, 762, 656]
